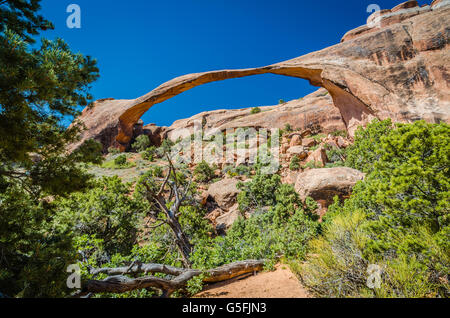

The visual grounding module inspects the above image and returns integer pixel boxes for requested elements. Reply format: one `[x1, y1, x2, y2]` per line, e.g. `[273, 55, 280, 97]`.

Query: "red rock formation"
[164, 88, 345, 142]
[71, 1, 450, 152]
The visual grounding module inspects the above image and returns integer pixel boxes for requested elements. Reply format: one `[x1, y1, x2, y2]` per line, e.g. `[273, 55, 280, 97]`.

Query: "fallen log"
[79, 260, 265, 297]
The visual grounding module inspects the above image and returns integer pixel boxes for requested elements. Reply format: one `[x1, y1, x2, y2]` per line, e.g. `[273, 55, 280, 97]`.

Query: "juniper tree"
[0, 0, 100, 297]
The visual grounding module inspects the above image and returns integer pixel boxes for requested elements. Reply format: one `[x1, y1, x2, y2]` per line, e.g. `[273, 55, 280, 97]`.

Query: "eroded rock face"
[165, 88, 344, 142]
[71, 1, 450, 152]
[294, 167, 365, 205]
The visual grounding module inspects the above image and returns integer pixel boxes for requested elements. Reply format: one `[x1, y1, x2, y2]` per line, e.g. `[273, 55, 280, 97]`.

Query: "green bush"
[108, 147, 120, 155]
[237, 168, 281, 212]
[345, 119, 393, 173]
[194, 160, 215, 183]
[301, 120, 450, 298]
[54, 177, 145, 256]
[132, 135, 151, 152]
[114, 154, 127, 166]
[223, 164, 253, 177]
[289, 155, 300, 170]
[284, 123, 293, 133]
[141, 146, 157, 161]
[192, 208, 319, 270]
[251, 107, 261, 114]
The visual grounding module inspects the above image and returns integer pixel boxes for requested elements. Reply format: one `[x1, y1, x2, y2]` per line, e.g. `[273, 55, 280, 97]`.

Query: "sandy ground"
[195, 264, 309, 298]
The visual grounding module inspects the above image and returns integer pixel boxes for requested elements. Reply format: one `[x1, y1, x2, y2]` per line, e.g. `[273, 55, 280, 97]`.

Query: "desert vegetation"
[0, 0, 448, 299]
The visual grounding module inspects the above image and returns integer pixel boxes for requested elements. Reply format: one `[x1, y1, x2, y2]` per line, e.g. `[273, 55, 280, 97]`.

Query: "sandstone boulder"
[287, 146, 308, 160]
[301, 137, 316, 147]
[206, 178, 240, 210]
[295, 167, 365, 204]
[290, 135, 302, 147]
[215, 204, 241, 231]
[305, 147, 328, 167]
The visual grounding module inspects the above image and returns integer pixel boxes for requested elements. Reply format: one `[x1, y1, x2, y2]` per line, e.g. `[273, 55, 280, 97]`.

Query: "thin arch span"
[115, 64, 375, 150]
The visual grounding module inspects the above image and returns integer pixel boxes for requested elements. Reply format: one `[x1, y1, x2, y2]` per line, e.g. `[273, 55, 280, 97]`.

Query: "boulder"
[290, 135, 302, 147]
[215, 204, 241, 231]
[294, 167, 365, 205]
[305, 147, 328, 167]
[287, 146, 308, 160]
[206, 178, 240, 210]
[301, 137, 316, 147]
[336, 136, 350, 148]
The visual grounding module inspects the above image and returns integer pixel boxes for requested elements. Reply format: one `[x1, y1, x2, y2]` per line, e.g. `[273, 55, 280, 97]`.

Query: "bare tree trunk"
[78, 260, 265, 298]
[166, 217, 192, 268]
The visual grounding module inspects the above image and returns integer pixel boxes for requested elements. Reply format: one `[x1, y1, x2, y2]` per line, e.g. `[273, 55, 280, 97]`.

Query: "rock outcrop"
[294, 167, 365, 205]
[70, 1, 450, 152]
[164, 88, 345, 142]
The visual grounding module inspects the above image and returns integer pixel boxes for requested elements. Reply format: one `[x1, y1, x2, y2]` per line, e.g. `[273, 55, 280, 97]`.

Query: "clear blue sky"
[39, 0, 428, 126]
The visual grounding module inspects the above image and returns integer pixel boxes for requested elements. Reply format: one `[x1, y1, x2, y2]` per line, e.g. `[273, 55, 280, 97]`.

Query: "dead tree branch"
[79, 260, 265, 297]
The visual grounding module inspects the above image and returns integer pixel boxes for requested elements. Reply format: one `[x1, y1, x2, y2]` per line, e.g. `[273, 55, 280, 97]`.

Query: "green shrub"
[132, 135, 151, 152]
[251, 107, 261, 114]
[284, 123, 293, 133]
[108, 147, 120, 155]
[191, 207, 319, 270]
[301, 120, 450, 298]
[278, 99, 285, 104]
[289, 155, 300, 170]
[194, 160, 215, 183]
[114, 154, 127, 166]
[345, 119, 393, 173]
[157, 139, 175, 158]
[237, 168, 281, 212]
[301, 161, 320, 169]
[54, 177, 146, 256]
[141, 146, 157, 161]
[223, 164, 252, 177]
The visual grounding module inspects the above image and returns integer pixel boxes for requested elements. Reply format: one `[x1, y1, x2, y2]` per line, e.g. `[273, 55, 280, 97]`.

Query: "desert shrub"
[325, 145, 347, 167]
[301, 209, 371, 297]
[330, 130, 348, 137]
[141, 146, 157, 161]
[301, 120, 450, 298]
[273, 184, 301, 223]
[223, 164, 252, 177]
[251, 107, 261, 114]
[54, 177, 145, 256]
[311, 133, 326, 142]
[108, 147, 120, 155]
[284, 123, 293, 133]
[194, 160, 215, 183]
[278, 99, 285, 104]
[192, 208, 319, 270]
[289, 155, 300, 170]
[114, 154, 127, 166]
[301, 161, 320, 169]
[157, 139, 175, 158]
[345, 118, 393, 173]
[236, 168, 281, 212]
[132, 135, 151, 152]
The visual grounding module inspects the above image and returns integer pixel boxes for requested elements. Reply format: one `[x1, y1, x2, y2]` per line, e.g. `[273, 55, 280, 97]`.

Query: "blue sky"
[39, 0, 428, 126]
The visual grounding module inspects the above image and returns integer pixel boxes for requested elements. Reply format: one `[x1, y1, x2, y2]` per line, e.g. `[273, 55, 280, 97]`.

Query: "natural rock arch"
[115, 66, 375, 150]
[72, 2, 449, 152]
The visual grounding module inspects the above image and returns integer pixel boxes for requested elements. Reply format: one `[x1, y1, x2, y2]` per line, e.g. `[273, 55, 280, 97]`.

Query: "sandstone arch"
[72, 1, 449, 152]
[114, 66, 375, 150]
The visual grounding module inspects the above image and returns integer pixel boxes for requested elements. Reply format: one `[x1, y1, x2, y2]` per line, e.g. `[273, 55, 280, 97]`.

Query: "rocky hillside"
[70, 0, 449, 153]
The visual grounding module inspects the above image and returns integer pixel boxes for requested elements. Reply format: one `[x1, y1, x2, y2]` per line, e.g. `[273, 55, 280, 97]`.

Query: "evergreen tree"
[0, 0, 100, 297]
